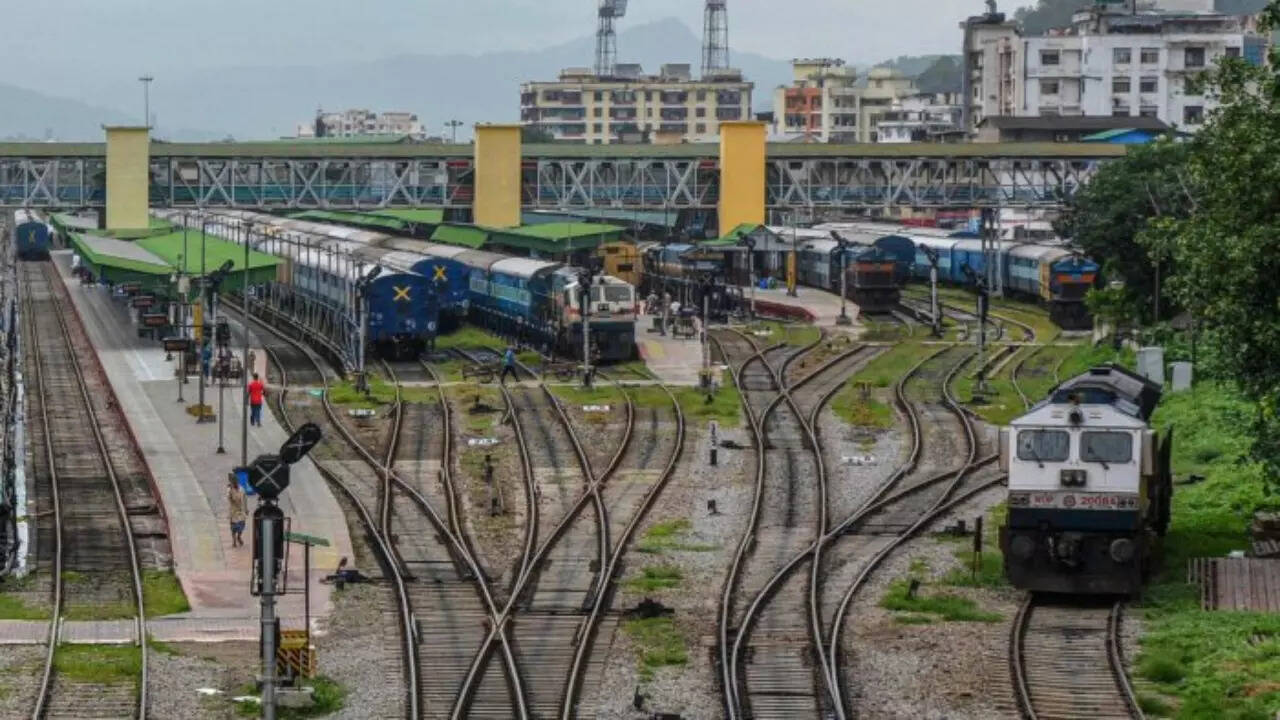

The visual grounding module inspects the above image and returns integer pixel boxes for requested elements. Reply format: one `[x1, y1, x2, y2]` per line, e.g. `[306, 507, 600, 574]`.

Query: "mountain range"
[1, 18, 957, 142]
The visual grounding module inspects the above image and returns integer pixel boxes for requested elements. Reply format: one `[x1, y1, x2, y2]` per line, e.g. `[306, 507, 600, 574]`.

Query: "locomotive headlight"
[1010, 534, 1036, 560]
[1109, 538, 1136, 564]
[1060, 469, 1087, 487]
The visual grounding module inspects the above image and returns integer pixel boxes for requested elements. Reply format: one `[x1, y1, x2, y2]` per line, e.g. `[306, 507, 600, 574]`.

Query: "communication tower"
[702, 0, 730, 77]
[595, 0, 628, 77]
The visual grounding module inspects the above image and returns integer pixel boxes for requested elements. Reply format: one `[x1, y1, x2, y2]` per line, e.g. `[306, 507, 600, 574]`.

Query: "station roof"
[0, 141, 1130, 160]
[134, 230, 282, 274]
[430, 224, 489, 249]
[523, 208, 677, 230]
[292, 208, 446, 233]
[485, 222, 626, 254]
[69, 234, 173, 276]
[368, 208, 445, 224]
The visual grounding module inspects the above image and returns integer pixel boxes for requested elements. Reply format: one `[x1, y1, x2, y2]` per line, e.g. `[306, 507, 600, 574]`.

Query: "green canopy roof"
[136, 230, 281, 274]
[69, 233, 173, 276]
[430, 224, 490, 249]
[484, 222, 626, 255]
[701, 223, 769, 247]
[369, 208, 444, 224]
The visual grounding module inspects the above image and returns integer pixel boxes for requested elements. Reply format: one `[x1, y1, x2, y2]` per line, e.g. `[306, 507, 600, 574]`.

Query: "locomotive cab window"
[604, 286, 631, 303]
[1080, 431, 1132, 464]
[1017, 430, 1069, 462]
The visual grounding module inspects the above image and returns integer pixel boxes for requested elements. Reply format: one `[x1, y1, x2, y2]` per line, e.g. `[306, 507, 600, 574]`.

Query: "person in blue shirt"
[500, 346, 518, 386]
[201, 341, 213, 380]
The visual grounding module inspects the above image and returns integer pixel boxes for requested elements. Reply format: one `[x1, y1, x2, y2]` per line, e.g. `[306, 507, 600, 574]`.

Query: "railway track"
[239, 300, 524, 719]
[22, 262, 147, 720]
[1010, 597, 1144, 720]
[450, 351, 685, 719]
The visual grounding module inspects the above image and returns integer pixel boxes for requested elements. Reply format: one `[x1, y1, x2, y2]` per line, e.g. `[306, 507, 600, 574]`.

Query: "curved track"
[24, 262, 147, 720]
[1010, 597, 1144, 720]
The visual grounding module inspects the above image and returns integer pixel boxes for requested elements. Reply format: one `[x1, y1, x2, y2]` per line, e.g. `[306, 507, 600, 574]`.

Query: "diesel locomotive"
[999, 365, 1172, 596]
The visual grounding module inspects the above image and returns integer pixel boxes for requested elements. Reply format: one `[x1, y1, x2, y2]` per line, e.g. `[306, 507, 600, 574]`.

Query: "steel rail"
[234, 296, 523, 718]
[263, 343, 421, 719]
[559, 368, 685, 719]
[451, 355, 635, 719]
[827, 347, 983, 717]
[711, 329, 823, 718]
[27, 263, 148, 720]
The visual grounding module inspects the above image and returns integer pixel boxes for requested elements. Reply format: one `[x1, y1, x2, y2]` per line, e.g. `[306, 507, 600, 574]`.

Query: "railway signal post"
[830, 231, 852, 326]
[247, 423, 322, 720]
[353, 264, 382, 394]
[923, 247, 942, 338]
[741, 235, 757, 319]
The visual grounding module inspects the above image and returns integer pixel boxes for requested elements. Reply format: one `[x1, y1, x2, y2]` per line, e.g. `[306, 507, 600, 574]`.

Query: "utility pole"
[580, 266, 596, 389]
[138, 75, 153, 129]
[923, 246, 942, 337]
[742, 234, 757, 320]
[197, 218, 210, 423]
[787, 213, 798, 298]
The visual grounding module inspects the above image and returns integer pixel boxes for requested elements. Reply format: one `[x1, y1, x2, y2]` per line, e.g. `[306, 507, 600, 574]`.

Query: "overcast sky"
[5, 0, 981, 81]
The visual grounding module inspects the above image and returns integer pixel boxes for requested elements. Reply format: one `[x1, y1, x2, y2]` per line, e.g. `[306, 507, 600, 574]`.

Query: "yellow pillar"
[718, 121, 767, 235]
[105, 126, 151, 231]
[473, 124, 522, 229]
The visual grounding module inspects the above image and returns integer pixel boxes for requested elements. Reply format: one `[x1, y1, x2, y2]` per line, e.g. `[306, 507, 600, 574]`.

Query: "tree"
[915, 56, 963, 95]
[1146, 0, 1280, 486]
[1055, 138, 1193, 324]
[1012, 0, 1090, 34]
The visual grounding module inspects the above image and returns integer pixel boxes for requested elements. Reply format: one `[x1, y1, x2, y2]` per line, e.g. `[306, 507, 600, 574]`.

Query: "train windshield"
[604, 286, 632, 303]
[1017, 430, 1069, 463]
[1080, 432, 1132, 464]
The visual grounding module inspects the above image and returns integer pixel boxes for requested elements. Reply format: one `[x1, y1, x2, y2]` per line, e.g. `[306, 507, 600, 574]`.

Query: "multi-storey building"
[961, 0, 1265, 136]
[876, 92, 965, 143]
[772, 60, 920, 143]
[519, 64, 752, 144]
[297, 109, 426, 139]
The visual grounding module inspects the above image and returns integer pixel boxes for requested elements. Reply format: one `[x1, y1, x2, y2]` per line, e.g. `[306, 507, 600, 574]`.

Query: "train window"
[1017, 430, 1069, 463]
[1080, 432, 1132, 464]
[604, 286, 631, 302]
[616, 263, 634, 272]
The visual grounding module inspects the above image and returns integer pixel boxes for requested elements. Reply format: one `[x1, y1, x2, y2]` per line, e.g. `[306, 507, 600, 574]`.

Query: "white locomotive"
[999, 365, 1172, 595]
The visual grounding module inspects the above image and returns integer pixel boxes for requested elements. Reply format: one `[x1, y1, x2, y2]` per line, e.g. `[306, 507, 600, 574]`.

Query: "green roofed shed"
[136, 230, 281, 287]
[370, 208, 445, 224]
[291, 210, 409, 232]
[484, 222, 626, 256]
[430, 224, 490, 249]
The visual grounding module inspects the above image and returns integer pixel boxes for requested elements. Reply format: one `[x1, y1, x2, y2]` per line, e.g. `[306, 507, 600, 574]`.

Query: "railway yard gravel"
[596, 422, 753, 719]
[0, 645, 45, 720]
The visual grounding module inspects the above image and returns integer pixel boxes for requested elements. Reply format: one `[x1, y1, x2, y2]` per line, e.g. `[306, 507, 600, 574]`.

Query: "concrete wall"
[105, 127, 150, 231]
[473, 125, 522, 229]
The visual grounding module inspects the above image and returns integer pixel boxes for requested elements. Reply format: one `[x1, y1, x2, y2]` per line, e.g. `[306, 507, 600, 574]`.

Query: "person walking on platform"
[500, 346, 518, 386]
[247, 372, 265, 427]
[201, 341, 213, 381]
[227, 475, 248, 548]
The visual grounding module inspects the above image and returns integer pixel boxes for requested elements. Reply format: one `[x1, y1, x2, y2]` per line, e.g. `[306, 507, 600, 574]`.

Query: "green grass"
[327, 375, 396, 409]
[623, 565, 683, 592]
[142, 570, 190, 617]
[849, 342, 940, 389]
[1133, 383, 1280, 720]
[940, 502, 1008, 589]
[636, 518, 718, 554]
[831, 394, 894, 428]
[548, 384, 620, 407]
[628, 371, 741, 429]
[894, 614, 936, 625]
[879, 579, 1001, 623]
[432, 325, 508, 351]
[746, 320, 821, 347]
[53, 645, 141, 684]
[0, 575, 52, 620]
[429, 358, 466, 382]
[235, 676, 346, 719]
[622, 616, 688, 680]
[1057, 341, 1136, 381]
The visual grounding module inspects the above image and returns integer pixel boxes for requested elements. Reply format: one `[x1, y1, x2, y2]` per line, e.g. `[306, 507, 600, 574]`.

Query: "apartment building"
[772, 60, 920, 143]
[962, 0, 1265, 136]
[876, 93, 965, 143]
[519, 64, 753, 144]
[297, 109, 426, 139]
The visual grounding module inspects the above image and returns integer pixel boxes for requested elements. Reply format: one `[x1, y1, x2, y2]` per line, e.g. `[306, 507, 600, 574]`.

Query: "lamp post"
[138, 75, 153, 129]
[241, 221, 253, 468]
[579, 265, 597, 389]
[445, 119, 464, 143]
[353, 264, 382, 394]
[923, 246, 942, 337]
[830, 231, 852, 326]
[787, 213, 799, 298]
[197, 216, 210, 423]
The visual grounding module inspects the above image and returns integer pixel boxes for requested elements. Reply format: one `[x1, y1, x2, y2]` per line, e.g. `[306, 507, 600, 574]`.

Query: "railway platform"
[635, 312, 714, 385]
[48, 251, 354, 641]
[732, 283, 863, 327]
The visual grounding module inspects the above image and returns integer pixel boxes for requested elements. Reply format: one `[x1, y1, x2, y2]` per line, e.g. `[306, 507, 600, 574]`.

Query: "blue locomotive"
[196, 210, 638, 362]
[13, 210, 51, 260]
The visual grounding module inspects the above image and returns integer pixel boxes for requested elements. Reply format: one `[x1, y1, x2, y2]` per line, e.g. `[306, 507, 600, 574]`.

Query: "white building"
[520, 64, 753, 144]
[875, 92, 964, 143]
[297, 109, 426, 139]
[961, 0, 1265, 135]
[772, 60, 924, 143]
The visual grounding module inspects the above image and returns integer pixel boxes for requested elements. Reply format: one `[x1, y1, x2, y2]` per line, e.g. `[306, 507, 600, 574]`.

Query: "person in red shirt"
[247, 373, 265, 427]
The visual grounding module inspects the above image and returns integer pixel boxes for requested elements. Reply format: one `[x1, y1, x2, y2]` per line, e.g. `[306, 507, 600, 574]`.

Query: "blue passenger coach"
[14, 210, 51, 260]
